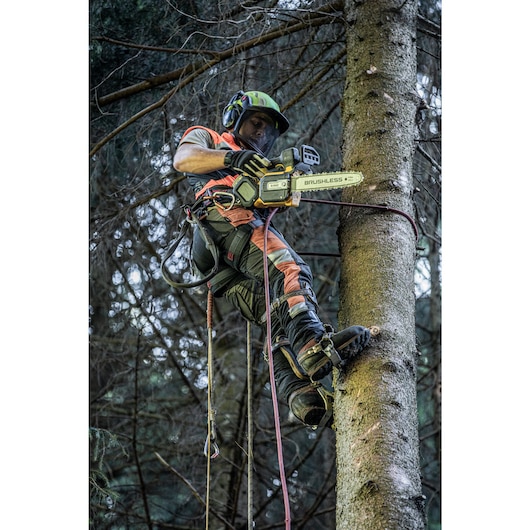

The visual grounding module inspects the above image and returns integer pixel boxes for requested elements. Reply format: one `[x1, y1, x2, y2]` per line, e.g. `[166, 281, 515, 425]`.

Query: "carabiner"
[204, 420, 220, 459]
[204, 435, 220, 459]
[212, 191, 236, 211]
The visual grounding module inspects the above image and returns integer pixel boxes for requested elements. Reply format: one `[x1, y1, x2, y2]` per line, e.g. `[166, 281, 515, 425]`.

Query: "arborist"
[173, 90, 371, 427]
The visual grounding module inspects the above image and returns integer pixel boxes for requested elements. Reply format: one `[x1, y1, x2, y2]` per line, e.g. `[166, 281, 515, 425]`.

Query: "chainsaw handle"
[269, 147, 300, 171]
[269, 145, 320, 171]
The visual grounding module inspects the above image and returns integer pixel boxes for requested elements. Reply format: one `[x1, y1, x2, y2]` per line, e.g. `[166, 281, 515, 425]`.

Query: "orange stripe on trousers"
[250, 226, 305, 309]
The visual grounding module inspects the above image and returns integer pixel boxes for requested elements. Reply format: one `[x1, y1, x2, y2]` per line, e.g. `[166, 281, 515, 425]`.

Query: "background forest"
[88, 1, 440, 529]
[5, 2, 530, 529]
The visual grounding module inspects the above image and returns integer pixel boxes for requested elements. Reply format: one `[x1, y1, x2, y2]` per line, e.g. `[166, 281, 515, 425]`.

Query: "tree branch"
[92, 5, 342, 109]
[92, 34, 221, 56]
[154, 452, 237, 529]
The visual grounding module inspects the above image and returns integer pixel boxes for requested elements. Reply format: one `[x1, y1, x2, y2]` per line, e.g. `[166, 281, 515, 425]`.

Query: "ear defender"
[222, 90, 245, 129]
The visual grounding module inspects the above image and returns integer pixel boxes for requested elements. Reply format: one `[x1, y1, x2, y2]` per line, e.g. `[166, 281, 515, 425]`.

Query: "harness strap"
[315, 384, 334, 430]
[270, 338, 308, 380]
[259, 288, 315, 324]
[161, 203, 220, 289]
[303, 330, 345, 373]
[224, 223, 252, 267]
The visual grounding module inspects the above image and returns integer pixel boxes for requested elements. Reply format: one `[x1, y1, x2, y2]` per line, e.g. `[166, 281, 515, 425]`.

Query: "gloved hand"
[224, 150, 271, 179]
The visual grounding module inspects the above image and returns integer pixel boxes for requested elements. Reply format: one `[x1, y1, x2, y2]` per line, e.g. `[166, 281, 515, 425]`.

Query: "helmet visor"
[235, 111, 280, 155]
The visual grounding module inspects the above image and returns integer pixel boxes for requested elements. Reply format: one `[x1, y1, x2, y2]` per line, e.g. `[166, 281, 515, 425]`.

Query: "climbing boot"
[288, 383, 334, 428]
[297, 325, 371, 380]
[268, 336, 333, 428]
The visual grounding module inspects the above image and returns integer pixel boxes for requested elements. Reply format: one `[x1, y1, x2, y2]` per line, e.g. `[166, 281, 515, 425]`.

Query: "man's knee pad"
[223, 278, 265, 325]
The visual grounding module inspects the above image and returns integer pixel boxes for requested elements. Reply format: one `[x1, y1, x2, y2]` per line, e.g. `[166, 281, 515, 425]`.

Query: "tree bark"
[336, 0, 425, 528]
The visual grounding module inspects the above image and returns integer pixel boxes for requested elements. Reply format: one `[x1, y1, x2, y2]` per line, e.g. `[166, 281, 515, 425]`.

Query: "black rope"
[300, 197, 418, 240]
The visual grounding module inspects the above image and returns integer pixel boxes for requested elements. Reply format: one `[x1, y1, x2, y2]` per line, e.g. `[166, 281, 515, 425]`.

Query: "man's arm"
[174, 142, 272, 178]
[173, 143, 227, 174]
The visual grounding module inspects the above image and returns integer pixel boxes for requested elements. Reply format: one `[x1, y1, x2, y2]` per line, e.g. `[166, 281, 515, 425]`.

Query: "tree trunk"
[335, 1, 425, 529]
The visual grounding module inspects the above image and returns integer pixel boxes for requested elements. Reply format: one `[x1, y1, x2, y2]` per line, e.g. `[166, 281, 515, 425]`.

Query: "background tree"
[89, 1, 441, 528]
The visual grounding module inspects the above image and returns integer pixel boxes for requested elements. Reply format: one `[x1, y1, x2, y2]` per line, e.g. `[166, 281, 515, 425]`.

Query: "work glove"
[224, 150, 271, 179]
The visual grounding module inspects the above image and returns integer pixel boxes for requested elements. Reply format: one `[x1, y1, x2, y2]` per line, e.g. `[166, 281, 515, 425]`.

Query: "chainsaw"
[232, 145, 364, 208]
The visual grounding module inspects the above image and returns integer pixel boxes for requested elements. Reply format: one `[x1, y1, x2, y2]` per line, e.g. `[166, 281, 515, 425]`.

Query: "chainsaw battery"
[233, 173, 299, 208]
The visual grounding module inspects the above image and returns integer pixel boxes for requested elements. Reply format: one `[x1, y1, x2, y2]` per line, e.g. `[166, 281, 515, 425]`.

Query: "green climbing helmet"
[222, 90, 290, 135]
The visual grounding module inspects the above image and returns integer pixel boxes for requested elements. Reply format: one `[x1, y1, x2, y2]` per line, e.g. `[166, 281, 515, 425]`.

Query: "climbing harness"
[161, 195, 418, 290]
[161, 187, 253, 290]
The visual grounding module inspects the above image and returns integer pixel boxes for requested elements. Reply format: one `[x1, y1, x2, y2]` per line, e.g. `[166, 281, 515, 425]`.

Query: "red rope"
[254, 195, 416, 529]
[263, 207, 291, 529]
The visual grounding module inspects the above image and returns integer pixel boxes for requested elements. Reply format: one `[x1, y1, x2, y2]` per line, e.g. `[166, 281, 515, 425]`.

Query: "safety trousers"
[192, 204, 326, 355]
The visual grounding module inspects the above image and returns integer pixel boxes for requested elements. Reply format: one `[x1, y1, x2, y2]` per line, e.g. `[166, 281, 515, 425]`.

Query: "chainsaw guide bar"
[291, 171, 364, 192]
